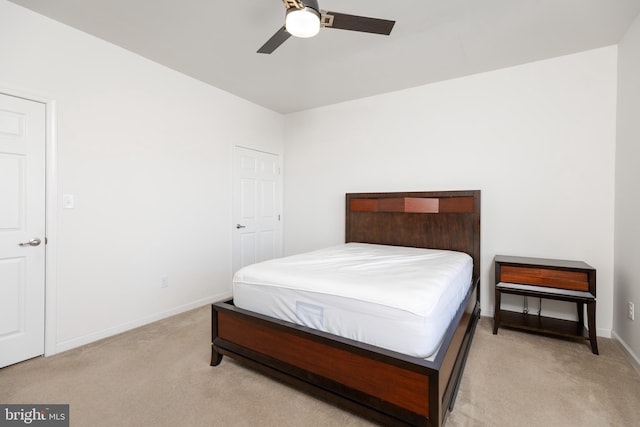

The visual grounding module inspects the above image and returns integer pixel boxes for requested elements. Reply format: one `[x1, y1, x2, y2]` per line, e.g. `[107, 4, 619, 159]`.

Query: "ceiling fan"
[258, 0, 395, 54]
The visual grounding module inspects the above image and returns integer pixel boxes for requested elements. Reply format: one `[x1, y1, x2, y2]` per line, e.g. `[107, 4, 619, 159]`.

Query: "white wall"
[614, 13, 640, 364]
[284, 47, 617, 336]
[0, 0, 283, 352]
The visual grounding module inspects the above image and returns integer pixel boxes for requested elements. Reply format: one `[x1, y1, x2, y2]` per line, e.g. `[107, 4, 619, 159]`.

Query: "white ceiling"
[8, 0, 640, 114]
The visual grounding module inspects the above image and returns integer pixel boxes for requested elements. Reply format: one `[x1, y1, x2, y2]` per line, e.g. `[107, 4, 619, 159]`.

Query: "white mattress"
[232, 243, 473, 358]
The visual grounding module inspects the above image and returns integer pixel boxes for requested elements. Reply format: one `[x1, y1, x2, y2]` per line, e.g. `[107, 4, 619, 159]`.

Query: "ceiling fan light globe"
[285, 8, 321, 38]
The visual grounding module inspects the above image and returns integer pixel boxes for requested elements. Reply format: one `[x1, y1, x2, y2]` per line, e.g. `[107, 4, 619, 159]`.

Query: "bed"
[211, 190, 481, 427]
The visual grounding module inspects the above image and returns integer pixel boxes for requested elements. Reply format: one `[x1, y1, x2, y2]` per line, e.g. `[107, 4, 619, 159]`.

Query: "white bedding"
[232, 243, 473, 358]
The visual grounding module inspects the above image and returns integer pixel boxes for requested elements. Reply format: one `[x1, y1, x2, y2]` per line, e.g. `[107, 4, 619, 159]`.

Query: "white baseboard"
[611, 331, 640, 375]
[53, 292, 233, 355]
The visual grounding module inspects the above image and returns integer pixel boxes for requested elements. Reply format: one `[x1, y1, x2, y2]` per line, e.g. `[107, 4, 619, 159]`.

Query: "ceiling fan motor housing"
[302, 0, 319, 12]
[283, 0, 319, 12]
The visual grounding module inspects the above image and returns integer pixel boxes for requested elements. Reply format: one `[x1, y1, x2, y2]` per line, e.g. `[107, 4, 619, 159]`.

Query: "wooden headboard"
[346, 190, 481, 279]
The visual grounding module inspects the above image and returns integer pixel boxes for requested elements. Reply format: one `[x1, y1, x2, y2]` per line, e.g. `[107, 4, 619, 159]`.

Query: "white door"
[0, 93, 46, 368]
[232, 147, 282, 274]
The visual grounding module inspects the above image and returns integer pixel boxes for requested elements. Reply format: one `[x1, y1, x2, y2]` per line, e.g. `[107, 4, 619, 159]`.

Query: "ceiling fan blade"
[257, 26, 291, 54]
[323, 12, 395, 35]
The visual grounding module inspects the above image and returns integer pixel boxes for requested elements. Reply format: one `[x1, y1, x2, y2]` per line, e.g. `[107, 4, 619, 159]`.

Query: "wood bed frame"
[211, 190, 481, 427]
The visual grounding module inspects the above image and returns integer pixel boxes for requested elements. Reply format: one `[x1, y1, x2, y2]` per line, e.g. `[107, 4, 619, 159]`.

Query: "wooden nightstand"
[493, 255, 598, 354]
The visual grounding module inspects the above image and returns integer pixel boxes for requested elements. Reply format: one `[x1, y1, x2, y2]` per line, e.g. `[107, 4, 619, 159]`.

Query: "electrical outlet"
[160, 275, 169, 289]
[629, 302, 635, 321]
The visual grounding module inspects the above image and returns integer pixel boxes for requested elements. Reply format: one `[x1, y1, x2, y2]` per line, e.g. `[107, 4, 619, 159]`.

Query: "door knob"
[236, 224, 246, 229]
[19, 238, 42, 247]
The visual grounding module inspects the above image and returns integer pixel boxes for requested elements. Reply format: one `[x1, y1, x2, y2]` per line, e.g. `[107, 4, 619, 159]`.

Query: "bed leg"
[210, 346, 223, 366]
[211, 303, 224, 366]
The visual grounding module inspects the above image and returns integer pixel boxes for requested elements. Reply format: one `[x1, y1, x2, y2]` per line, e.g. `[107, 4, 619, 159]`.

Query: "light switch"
[63, 194, 74, 209]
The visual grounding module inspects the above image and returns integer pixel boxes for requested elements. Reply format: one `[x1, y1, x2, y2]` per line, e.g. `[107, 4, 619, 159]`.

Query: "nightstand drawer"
[499, 265, 589, 291]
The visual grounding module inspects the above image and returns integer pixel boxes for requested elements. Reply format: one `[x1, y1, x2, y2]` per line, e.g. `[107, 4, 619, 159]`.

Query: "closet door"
[232, 146, 282, 274]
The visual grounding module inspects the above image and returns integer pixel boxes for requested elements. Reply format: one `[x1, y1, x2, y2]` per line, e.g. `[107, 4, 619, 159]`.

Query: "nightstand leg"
[493, 288, 501, 334]
[587, 301, 599, 355]
[577, 302, 584, 326]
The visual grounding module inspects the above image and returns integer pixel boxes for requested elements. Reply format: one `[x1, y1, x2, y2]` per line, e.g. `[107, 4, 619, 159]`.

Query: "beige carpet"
[1, 306, 639, 426]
